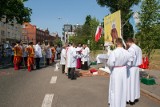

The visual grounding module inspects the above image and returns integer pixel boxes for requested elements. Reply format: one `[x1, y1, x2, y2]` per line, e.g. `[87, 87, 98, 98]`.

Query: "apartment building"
[0, 18, 22, 44]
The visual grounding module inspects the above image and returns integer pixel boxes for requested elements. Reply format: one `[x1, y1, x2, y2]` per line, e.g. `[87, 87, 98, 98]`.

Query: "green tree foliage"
[137, 0, 160, 59]
[54, 37, 62, 46]
[0, 0, 32, 24]
[123, 22, 134, 41]
[96, 0, 140, 41]
[69, 15, 104, 50]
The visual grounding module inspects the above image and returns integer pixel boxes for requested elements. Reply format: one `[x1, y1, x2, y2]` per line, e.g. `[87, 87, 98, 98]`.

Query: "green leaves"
[137, 0, 160, 58]
[0, 0, 32, 24]
[69, 15, 104, 50]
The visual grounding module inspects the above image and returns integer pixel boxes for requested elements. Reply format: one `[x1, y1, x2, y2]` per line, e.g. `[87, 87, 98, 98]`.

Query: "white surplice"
[127, 44, 142, 102]
[45, 47, 52, 59]
[81, 48, 88, 63]
[34, 44, 42, 58]
[85, 46, 90, 65]
[107, 47, 131, 107]
[66, 46, 77, 68]
[60, 48, 66, 65]
[65, 47, 69, 73]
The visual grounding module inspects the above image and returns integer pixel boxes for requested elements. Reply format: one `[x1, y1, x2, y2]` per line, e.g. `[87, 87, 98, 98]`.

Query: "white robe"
[60, 48, 66, 65]
[85, 47, 90, 65]
[66, 46, 77, 68]
[107, 47, 131, 107]
[46, 48, 52, 59]
[34, 44, 42, 58]
[81, 48, 88, 64]
[127, 44, 142, 102]
[65, 47, 69, 73]
[76, 47, 82, 58]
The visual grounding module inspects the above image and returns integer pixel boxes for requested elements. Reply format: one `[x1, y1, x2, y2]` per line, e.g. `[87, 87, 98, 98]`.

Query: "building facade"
[23, 23, 59, 45]
[0, 18, 22, 44]
[62, 24, 82, 43]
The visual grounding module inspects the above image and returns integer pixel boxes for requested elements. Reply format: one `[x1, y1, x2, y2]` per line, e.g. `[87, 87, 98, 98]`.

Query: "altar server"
[60, 45, 66, 74]
[126, 38, 142, 104]
[66, 43, 77, 80]
[107, 38, 131, 107]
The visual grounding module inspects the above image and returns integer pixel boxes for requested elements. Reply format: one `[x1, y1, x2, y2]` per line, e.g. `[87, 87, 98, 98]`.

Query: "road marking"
[42, 94, 54, 107]
[50, 76, 57, 84]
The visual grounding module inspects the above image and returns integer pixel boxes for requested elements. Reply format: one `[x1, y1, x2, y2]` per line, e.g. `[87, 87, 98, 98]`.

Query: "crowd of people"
[107, 38, 142, 107]
[11, 41, 61, 72]
[60, 43, 90, 80]
[11, 37, 142, 107]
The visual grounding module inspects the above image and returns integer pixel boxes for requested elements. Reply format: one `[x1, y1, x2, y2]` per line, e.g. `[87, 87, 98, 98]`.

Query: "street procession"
[0, 0, 160, 107]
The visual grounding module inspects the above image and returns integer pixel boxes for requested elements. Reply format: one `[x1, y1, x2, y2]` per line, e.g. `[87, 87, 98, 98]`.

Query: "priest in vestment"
[51, 45, 56, 63]
[13, 41, 22, 70]
[26, 42, 35, 72]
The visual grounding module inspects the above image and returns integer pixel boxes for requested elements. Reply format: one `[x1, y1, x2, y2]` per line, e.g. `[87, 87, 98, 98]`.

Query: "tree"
[137, 0, 160, 59]
[96, 0, 140, 40]
[74, 15, 104, 50]
[0, 0, 32, 24]
[82, 15, 92, 38]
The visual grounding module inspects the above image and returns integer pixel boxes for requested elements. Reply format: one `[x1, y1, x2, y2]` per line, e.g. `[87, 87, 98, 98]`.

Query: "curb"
[141, 88, 160, 102]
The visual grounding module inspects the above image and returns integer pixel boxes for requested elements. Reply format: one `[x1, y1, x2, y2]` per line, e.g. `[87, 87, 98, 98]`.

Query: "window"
[1, 30, 5, 36]
[23, 25, 25, 28]
[8, 32, 10, 37]
[1, 22, 5, 27]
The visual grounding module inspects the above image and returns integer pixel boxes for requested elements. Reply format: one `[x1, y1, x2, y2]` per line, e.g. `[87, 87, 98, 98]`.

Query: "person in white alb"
[81, 44, 89, 70]
[60, 45, 66, 74]
[85, 44, 90, 66]
[45, 44, 52, 66]
[107, 38, 131, 107]
[34, 42, 42, 69]
[66, 43, 77, 80]
[126, 38, 142, 104]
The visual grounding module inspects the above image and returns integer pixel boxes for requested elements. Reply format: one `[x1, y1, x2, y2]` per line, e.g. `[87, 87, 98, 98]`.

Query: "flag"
[95, 25, 103, 42]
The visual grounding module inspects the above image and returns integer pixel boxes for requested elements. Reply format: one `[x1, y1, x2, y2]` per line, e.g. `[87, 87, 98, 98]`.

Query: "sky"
[25, 0, 140, 36]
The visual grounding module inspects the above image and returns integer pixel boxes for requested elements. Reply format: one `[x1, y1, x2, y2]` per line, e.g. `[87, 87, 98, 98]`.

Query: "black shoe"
[135, 99, 139, 103]
[71, 78, 76, 80]
[130, 102, 135, 105]
[126, 102, 130, 104]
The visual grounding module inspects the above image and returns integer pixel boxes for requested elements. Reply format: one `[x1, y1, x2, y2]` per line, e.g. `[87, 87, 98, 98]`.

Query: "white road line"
[50, 76, 57, 84]
[42, 94, 54, 107]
